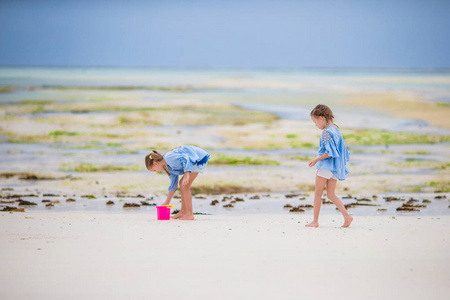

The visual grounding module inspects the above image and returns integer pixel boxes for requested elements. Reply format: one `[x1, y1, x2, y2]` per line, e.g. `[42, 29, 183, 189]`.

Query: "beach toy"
[156, 205, 174, 220]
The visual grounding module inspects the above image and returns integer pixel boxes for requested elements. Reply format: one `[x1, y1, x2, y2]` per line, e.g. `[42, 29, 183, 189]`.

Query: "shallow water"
[1, 67, 449, 90]
[2, 67, 449, 135]
[236, 102, 450, 135]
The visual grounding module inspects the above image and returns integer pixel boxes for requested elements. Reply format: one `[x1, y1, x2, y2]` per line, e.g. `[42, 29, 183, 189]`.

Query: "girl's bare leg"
[178, 173, 198, 220]
[171, 199, 184, 219]
[326, 179, 353, 227]
[171, 191, 186, 219]
[171, 190, 187, 219]
[306, 175, 328, 227]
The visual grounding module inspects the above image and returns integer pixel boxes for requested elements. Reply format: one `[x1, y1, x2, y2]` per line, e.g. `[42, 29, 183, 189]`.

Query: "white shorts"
[316, 169, 338, 180]
[191, 161, 208, 174]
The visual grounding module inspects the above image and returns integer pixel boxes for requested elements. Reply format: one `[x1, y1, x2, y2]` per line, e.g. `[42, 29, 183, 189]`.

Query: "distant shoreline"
[1, 65, 450, 73]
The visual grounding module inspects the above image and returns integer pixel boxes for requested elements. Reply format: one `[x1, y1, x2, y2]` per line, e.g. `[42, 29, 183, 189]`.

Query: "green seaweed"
[39, 85, 196, 92]
[60, 163, 141, 172]
[5, 133, 49, 143]
[0, 172, 67, 180]
[300, 142, 315, 148]
[286, 155, 315, 161]
[403, 151, 431, 155]
[289, 141, 316, 149]
[0, 86, 18, 93]
[48, 131, 81, 136]
[102, 150, 139, 155]
[59, 141, 103, 149]
[388, 161, 449, 169]
[209, 153, 280, 166]
[106, 142, 123, 148]
[428, 181, 450, 192]
[18, 100, 54, 105]
[342, 128, 450, 145]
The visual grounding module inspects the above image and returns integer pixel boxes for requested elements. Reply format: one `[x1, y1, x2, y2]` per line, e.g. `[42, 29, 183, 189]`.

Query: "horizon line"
[1, 64, 450, 72]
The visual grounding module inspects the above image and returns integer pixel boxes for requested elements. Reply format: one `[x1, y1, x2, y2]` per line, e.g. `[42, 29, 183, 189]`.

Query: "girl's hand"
[161, 200, 170, 206]
[180, 173, 190, 187]
[309, 154, 327, 167]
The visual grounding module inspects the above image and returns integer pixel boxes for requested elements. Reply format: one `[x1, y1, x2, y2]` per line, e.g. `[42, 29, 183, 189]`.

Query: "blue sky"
[0, 0, 449, 68]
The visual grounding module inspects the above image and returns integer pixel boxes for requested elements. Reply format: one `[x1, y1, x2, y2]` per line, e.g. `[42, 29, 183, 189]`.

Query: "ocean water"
[1, 67, 449, 98]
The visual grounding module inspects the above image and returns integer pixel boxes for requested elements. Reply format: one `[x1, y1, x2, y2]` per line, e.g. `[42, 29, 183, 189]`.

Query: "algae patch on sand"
[209, 153, 280, 166]
[388, 160, 450, 169]
[60, 163, 142, 172]
[342, 128, 450, 145]
[0, 86, 18, 93]
[0, 172, 69, 180]
[49, 131, 81, 137]
[285, 155, 316, 161]
[38, 85, 197, 92]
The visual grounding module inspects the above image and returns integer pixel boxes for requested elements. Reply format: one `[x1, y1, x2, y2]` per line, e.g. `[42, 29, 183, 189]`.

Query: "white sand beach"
[1, 212, 449, 300]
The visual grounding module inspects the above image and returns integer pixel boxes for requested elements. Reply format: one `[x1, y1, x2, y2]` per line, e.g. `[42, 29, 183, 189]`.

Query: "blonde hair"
[145, 150, 170, 176]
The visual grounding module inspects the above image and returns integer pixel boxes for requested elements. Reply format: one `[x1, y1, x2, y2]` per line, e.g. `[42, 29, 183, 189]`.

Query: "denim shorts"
[316, 169, 338, 180]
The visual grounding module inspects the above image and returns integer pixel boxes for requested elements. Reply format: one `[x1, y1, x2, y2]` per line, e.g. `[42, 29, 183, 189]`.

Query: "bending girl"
[145, 145, 210, 220]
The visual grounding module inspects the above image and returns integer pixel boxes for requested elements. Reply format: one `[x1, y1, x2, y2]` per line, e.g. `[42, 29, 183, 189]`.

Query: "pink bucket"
[156, 205, 173, 220]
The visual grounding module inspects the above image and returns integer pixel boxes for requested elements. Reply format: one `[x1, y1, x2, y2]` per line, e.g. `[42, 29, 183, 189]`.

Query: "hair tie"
[149, 155, 153, 160]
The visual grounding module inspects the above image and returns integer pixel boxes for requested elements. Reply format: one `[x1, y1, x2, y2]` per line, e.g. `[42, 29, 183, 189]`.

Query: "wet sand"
[0, 212, 449, 300]
[1, 68, 449, 197]
[344, 91, 450, 129]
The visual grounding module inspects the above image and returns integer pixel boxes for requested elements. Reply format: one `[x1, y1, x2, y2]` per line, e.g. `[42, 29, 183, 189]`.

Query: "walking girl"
[306, 104, 353, 228]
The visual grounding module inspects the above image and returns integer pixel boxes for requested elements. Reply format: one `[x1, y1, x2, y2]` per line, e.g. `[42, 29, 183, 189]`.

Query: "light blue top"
[164, 145, 210, 192]
[315, 126, 350, 181]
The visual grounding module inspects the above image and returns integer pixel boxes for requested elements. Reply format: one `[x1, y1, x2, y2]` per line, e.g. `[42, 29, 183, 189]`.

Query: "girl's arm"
[162, 174, 178, 205]
[161, 190, 175, 206]
[308, 153, 329, 167]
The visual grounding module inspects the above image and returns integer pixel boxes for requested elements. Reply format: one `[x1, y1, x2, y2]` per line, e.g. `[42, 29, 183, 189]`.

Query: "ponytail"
[145, 150, 170, 176]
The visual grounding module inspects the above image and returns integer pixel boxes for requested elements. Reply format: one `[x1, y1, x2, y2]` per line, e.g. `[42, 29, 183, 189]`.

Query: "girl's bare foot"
[342, 216, 353, 228]
[178, 214, 195, 220]
[171, 212, 183, 219]
[305, 221, 319, 227]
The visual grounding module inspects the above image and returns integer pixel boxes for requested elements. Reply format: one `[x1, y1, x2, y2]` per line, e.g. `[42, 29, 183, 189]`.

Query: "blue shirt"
[316, 126, 350, 181]
[164, 145, 210, 192]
